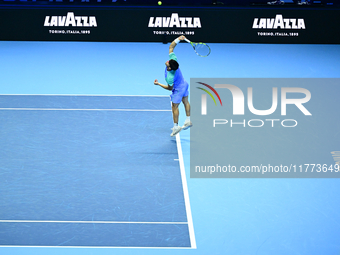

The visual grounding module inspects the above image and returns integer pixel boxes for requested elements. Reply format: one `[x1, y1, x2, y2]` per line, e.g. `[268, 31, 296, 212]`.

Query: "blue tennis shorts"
[170, 82, 189, 104]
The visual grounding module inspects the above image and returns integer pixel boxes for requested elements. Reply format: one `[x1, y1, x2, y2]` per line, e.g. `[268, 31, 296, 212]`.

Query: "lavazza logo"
[44, 12, 97, 27]
[148, 13, 201, 28]
[197, 83, 312, 128]
[148, 13, 201, 36]
[252, 14, 305, 37]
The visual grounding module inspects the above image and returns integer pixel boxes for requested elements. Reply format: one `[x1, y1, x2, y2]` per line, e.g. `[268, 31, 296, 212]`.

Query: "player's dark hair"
[169, 59, 179, 71]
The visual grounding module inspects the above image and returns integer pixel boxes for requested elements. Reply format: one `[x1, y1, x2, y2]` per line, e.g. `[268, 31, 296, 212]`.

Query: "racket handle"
[184, 38, 191, 43]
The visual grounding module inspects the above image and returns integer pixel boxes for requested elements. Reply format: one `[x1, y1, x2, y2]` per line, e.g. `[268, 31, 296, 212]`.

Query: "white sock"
[174, 123, 178, 127]
[186, 116, 190, 121]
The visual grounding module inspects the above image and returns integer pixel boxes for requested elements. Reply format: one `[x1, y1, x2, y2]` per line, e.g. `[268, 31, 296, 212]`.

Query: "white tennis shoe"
[182, 120, 192, 130]
[170, 126, 182, 137]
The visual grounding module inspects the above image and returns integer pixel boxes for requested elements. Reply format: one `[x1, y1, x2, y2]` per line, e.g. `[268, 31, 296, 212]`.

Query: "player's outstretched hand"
[154, 79, 159, 85]
[178, 35, 186, 41]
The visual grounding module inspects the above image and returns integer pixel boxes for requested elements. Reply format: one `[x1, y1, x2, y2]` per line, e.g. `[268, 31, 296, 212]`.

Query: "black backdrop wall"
[0, 5, 339, 43]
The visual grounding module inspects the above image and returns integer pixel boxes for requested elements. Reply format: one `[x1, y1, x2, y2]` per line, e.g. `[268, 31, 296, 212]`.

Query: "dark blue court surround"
[0, 95, 192, 248]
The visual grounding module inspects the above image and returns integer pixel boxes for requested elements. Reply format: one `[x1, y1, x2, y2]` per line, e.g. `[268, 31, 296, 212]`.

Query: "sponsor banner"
[0, 9, 102, 41]
[0, 7, 339, 43]
[190, 78, 340, 178]
[44, 12, 98, 28]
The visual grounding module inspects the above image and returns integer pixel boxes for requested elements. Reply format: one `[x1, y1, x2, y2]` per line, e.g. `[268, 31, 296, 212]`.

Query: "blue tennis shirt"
[164, 52, 188, 90]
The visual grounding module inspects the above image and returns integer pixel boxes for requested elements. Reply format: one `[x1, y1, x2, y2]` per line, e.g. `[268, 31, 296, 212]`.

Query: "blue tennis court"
[1, 41, 340, 255]
[0, 95, 195, 248]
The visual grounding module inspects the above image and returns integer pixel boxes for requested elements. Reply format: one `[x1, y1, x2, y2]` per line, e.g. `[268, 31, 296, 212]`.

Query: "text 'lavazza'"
[253, 14, 305, 29]
[44, 12, 97, 27]
[148, 13, 201, 28]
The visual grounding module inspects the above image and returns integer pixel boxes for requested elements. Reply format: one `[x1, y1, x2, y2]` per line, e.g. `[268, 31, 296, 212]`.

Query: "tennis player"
[154, 35, 192, 137]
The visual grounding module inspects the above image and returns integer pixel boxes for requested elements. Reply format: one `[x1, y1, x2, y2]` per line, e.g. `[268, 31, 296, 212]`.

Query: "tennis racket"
[185, 38, 211, 57]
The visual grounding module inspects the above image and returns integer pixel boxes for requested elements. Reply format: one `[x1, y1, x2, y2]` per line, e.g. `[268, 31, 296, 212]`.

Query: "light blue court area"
[0, 95, 194, 248]
[1, 41, 340, 255]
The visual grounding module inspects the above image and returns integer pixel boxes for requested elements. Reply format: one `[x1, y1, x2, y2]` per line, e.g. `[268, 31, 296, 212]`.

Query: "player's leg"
[171, 102, 182, 137]
[172, 102, 180, 124]
[182, 96, 190, 117]
[182, 96, 192, 130]
[181, 82, 192, 130]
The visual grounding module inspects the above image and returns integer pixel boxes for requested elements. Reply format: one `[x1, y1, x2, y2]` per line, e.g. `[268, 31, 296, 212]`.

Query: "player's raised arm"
[169, 35, 186, 54]
[154, 79, 173, 91]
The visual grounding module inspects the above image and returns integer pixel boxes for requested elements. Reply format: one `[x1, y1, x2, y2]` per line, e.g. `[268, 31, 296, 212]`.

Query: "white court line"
[0, 219, 192, 249]
[0, 108, 171, 111]
[168, 98, 196, 249]
[0, 245, 193, 249]
[0, 94, 171, 111]
[175, 133, 197, 249]
[0, 220, 187, 224]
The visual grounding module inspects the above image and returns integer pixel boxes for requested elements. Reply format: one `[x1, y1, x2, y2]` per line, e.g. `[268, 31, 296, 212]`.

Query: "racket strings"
[194, 43, 211, 57]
